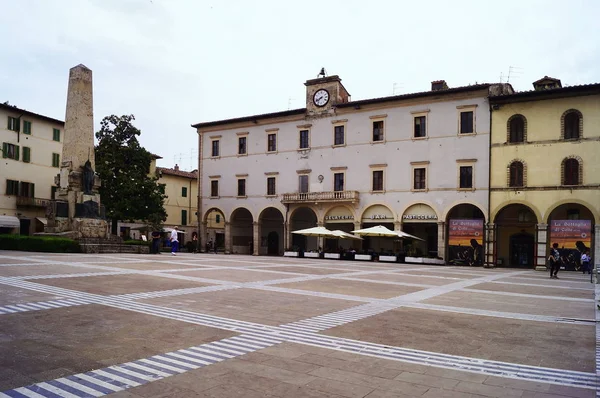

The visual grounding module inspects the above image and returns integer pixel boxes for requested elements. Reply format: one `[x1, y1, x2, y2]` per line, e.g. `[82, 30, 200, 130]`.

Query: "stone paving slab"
[274, 278, 426, 299]
[140, 288, 359, 326]
[100, 261, 211, 271]
[0, 304, 236, 391]
[349, 273, 454, 286]
[468, 281, 593, 299]
[0, 264, 110, 277]
[0, 284, 65, 306]
[423, 290, 595, 319]
[497, 276, 592, 290]
[34, 273, 213, 295]
[324, 307, 595, 372]
[167, 269, 303, 282]
[261, 266, 356, 275]
[401, 270, 481, 279]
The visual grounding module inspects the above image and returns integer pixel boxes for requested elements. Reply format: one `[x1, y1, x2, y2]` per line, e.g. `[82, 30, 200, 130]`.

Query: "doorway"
[267, 231, 279, 255]
[509, 233, 535, 268]
[19, 219, 30, 236]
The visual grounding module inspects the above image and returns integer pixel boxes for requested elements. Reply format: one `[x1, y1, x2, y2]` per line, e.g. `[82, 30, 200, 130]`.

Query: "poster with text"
[448, 219, 484, 265]
[550, 220, 591, 249]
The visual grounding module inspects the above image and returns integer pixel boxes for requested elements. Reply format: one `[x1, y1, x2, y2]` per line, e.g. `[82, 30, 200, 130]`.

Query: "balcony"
[16, 196, 51, 208]
[281, 190, 359, 204]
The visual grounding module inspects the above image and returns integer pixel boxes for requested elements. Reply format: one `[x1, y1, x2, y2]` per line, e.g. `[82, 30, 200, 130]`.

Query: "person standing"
[581, 250, 591, 275]
[548, 242, 561, 279]
[170, 226, 179, 256]
[151, 230, 161, 254]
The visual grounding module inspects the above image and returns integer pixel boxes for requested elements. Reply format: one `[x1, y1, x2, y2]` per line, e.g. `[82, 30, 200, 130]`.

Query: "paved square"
[0, 250, 597, 397]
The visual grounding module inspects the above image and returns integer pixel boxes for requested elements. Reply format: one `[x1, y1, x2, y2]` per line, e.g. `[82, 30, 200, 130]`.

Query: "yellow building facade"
[156, 165, 198, 240]
[488, 78, 599, 272]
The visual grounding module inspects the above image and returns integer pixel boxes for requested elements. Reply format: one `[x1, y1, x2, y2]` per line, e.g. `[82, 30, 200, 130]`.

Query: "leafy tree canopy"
[95, 115, 167, 233]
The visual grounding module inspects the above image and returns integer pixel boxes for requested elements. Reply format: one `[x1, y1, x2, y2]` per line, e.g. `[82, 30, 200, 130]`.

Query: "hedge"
[0, 234, 80, 253]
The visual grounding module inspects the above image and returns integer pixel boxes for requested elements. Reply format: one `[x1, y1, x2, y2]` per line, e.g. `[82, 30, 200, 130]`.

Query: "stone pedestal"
[535, 223, 548, 271]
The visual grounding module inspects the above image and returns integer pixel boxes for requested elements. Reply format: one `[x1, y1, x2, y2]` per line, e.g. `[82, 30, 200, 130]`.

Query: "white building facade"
[195, 75, 512, 260]
[0, 103, 64, 235]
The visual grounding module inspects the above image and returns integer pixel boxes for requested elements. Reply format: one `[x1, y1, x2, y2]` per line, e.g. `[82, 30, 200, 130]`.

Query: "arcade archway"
[494, 204, 538, 268]
[259, 207, 284, 255]
[290, 207, 318, 251]
[446, 204, 485, 266]
[230, 208, 253, 254]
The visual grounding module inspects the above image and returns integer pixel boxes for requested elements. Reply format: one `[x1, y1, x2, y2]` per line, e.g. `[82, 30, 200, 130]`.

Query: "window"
[211, 140, 219, 157]
[564, 111, 581, 140]
[413, 168, 426, 190]
[267, 133, 277, 152]
[299, 175, 309, 193]
[23, 121, 31, 135]
[509, 162, 524, 187]
[210, 180, 219, 197]
[372, 120, 384, 142]
[6, 179, 19, 195]
[567, 209, 580, 220]
[459, 166, 473, 189]
[299, 130, 309, 149]
[372, 170, 384, 191]
[7, 117, 19, 132]
[182, 186, 188, 197]
[508, 115, 525, 143]
[334, 173, 344, 191]
[563, 158, 580, 185]
[215, 214, 221, 223]
[52, 153, 60, 168]
[238, 136, 247, 155]
[2, 143, 19, 160]
[51, 186, 58, 200]
[414, 116, 426, 138]
[460, 111, 474, 134]
[181, 210, 188, 226]
[267, 177, 276, 196]
[237, 178, 246, 197]
[334, 125, 345, 146]
[20, 182, 35, 198]
[53, 128, 61, 142]
[22, 147, 31, 163]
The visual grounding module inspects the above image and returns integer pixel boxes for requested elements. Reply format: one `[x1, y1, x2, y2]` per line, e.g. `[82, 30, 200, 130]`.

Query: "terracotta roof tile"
[157, 167, 197, 179]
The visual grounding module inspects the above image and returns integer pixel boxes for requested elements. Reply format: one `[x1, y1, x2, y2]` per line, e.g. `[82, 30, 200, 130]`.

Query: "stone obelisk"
[44, 64, 108, 239]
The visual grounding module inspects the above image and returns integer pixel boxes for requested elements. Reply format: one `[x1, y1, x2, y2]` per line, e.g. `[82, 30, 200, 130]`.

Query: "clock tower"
[305, 70, 351, 114]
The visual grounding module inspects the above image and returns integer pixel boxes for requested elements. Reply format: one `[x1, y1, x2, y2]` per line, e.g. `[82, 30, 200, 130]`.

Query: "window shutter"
[31, 183, 35, 198]
[15, 145, 19, 161]
[2, 143, 6, 158]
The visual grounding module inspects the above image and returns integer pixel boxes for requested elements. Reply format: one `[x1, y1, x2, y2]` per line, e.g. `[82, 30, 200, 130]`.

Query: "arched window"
[562, 110, 582, 140]
[508, 115, 525, 143]
[509, 161, 524, 187]
[563, 158, 580, 185]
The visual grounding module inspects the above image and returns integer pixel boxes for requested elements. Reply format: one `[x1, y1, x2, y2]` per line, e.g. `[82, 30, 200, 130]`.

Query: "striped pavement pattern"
[0, 299, 91, 314]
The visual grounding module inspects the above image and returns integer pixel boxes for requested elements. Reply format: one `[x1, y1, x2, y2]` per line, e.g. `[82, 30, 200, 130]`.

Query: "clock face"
[313, 89, 330, 107]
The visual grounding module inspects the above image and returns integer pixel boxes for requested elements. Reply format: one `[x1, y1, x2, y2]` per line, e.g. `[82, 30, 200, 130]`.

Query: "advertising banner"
[448, 219, 484, 265]
[549, 220, 592, 249]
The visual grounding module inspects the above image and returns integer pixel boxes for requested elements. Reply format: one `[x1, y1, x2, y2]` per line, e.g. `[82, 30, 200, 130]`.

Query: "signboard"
[361, 205, 394, 222]
[549, 220, 592, 249]
[402, 204, 437, 223]
[448, 219, 484, 266]
[324, 207, 354, 223]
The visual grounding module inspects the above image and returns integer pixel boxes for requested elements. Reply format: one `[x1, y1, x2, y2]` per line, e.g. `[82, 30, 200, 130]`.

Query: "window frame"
[413, 167, 427, 191]
[23, 120, 32, 135]
[266, 176, 277, 196]
[237, 178, 247, 197]
[211, 139, 220, 157]
[2, 143, 19, 160]
[52, 153, 60, 168]
[333, 172, 345, 192]
[333, 124, 346, 147]
[181, 186, 188, 197]
[210, 179, 219, 198]
[6, 179, 19, 195]
[563, 110, 582, 140]
[457, 105, 477, 135]
[507, 114, 526, 143]
[298, 174, 309, 193]
[458, 165, 474, 190]
[371, 169, 384, 192]
[562, 158, 580, 186]
[52, 128, 61, 142]
[508, 161, 524, 188]
[7, 117, 19, 132]
[181, 209, 188, 226]
[19, 181, 35, 198]
[267, 132, 277, 153]
[371, 120, 385, 143]
[413, 114, 427, 139]
[22, 146, 31, 163]
[298, 129, 310, 150]
[238, 136, 247, 155]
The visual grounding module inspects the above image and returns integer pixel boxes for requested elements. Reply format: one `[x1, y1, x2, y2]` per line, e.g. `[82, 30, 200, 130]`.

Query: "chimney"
[431, 80, 448, 91]
[174, 164, 179, 171]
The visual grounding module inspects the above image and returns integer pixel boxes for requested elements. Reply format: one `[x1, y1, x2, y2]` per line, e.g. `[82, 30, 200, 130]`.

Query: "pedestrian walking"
[170, 226, 179, 256]
[548, 242, 561, 279]
[151, 230, 161, 254]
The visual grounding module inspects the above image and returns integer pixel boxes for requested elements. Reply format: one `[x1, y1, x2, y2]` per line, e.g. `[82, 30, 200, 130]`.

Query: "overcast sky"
[1, 0, 599, 170]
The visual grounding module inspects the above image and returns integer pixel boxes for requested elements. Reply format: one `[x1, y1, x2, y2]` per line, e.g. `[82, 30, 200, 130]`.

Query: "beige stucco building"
[488, 77, 600, 271]
[0, 103, 64, 235]
[194, 73, 513, 259]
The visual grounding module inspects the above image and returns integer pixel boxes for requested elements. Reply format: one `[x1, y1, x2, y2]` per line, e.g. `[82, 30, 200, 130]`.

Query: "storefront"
[547, 203, 595, 271]
[360, 204, 395, 253]
[401, 204, 438, 257]
[494, 204, 537, 268]
[324, 206, 357, 252]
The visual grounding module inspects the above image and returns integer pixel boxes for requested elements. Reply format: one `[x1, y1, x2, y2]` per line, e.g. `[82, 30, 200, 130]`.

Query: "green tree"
[95, 115, 167, 235]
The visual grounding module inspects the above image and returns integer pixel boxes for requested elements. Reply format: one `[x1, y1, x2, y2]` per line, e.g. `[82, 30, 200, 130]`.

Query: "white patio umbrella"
[396, 230, 425, 241]
[330, 230, 363, 240]
[291, 226, 336, 237]
[351, 225, 398, 237]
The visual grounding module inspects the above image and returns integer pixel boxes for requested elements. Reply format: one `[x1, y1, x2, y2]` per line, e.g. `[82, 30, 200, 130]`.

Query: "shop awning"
[0, 216, 20, 228]
[36, 217, 48, 225]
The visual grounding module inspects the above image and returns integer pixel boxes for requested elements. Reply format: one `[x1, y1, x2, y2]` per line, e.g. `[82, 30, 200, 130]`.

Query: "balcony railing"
[281, 190, 359, 204]
[16, 196, 50, 208]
